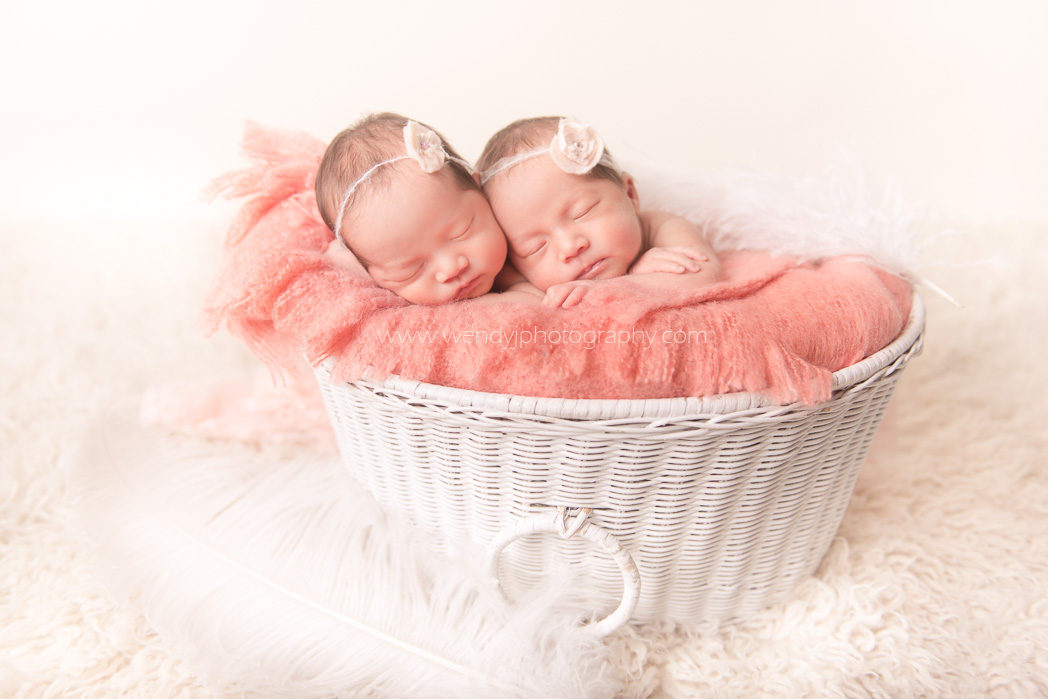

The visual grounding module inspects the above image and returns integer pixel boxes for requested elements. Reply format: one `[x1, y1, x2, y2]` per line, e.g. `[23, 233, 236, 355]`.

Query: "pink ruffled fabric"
[202, 124, 911, 406]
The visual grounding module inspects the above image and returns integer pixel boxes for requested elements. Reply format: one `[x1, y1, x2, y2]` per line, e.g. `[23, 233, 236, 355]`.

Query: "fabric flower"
[549, 119, 604, 175]
[403, 121, 447, 173]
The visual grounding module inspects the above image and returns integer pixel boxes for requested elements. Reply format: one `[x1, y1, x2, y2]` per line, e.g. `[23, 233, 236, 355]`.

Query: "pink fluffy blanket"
[203, 124, 911, 406]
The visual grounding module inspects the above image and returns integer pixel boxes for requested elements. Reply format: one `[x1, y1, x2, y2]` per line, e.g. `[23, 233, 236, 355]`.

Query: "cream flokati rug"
[2, 214, 1047, 697]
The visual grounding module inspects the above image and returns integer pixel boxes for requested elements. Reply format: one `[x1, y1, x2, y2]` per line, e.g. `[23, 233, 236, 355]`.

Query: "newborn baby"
[479, 117, 722, 307]
[315, 112, 512, 305]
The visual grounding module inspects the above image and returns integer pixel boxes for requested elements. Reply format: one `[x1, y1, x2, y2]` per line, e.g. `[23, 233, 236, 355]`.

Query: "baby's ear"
[621, 172, 640, 212]
[324, 239, 368, 275]
[472, 171, 483, 187]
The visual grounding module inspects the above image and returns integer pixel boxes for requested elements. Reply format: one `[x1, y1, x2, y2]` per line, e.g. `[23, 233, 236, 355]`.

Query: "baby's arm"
[630, 211, 722, 285]
[543, 213, 725, 307]
[543, 213, 724, 307]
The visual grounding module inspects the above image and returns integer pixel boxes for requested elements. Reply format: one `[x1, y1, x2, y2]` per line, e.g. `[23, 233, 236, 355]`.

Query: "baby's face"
[346, 167, 508, 305]
[483, 156, 644, 291]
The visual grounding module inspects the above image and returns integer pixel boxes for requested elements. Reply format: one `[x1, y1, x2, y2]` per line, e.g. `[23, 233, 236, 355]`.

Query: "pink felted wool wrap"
[203, 124, 911, 406]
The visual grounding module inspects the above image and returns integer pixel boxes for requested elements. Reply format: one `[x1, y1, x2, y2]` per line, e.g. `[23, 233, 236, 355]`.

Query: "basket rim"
[318, 293, 924, 421]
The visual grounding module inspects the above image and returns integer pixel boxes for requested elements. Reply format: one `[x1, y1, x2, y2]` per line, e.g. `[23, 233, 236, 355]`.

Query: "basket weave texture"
[316, 296, 924, 625]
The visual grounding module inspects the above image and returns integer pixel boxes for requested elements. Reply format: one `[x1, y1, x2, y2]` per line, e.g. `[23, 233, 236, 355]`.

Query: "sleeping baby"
[315, 112, 532, 305]
[478, 117, 722, 307]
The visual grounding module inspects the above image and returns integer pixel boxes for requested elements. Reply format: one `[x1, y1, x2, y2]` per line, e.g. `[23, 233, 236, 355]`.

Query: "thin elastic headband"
[480, 118, 618, 185]
[333, 120, 474, 246]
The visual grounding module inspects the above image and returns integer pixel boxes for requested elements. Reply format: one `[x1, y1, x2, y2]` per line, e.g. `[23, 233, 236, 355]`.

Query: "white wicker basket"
[316, 296, 924, 633]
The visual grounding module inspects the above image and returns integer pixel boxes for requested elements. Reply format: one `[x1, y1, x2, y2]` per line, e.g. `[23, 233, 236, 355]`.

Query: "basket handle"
[485, 507, 641, 638]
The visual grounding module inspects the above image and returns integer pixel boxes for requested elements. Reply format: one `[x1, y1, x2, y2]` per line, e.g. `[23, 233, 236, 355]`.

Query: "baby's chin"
[462, 277, 494, 300]
[448, 273, 494, 303]
[396, 277, 494, 305]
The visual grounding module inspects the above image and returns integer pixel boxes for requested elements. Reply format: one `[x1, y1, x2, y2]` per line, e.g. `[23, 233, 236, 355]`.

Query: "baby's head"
[477, 117, 643, 291]
[315, 112, 507, 305]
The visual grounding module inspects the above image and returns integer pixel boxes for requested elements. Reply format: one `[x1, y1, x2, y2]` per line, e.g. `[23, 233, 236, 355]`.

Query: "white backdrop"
[4, 3, 1048, 695]
[1, 0, 1045, 226]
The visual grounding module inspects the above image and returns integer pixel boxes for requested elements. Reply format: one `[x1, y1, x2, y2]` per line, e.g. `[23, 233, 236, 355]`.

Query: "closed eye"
[386, 262, 424, 283]
[451, 217, 473, 241]
[573, 201, 598, 221]
[522, 240, 547, 257]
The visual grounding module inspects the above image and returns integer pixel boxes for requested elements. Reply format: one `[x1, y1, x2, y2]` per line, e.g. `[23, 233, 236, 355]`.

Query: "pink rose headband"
[479, 119, 619, 185]
[333, 121, 474, 245]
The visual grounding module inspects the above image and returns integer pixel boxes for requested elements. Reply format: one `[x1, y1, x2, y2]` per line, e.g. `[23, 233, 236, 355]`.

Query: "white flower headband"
[479, 119, 618, 185]
[333, 121, 474, 245]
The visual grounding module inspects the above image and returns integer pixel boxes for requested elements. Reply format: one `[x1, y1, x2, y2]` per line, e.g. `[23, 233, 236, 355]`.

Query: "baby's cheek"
[510, 253, 537, 277]
[475, 242, 500, 276]
[401, 282, 444, 306]
[527, 263, 562, 292]
[491, 235, 510, 269]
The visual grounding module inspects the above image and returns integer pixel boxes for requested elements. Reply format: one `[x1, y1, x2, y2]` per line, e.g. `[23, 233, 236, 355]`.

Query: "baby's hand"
[544, 280, 598, 308]
[629, 246, 708, 275]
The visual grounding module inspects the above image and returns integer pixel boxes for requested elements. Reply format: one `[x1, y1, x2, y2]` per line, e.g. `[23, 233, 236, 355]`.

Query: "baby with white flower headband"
[316, 112, 528, 305]
[477, 117, 722, 308]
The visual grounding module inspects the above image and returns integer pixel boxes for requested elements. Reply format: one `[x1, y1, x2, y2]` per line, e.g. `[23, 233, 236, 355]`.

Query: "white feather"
[63, 407, 621, 698]
[625, 157, 956, 303]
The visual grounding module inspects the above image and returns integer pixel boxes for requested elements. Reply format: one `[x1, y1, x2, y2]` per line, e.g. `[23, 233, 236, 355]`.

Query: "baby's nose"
[435, 254, 469, 283]
[556, 231, 589, 262]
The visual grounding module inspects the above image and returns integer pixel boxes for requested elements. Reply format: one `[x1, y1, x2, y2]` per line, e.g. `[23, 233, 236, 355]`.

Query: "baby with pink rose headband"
[477, 117, 723, 308]
[316, 112, 534, 306]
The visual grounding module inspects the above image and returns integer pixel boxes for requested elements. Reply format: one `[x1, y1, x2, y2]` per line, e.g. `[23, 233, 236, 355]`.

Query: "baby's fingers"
[663, 249, 707, 272]
[671, 256, 702, 273]
[647, 260, 691, 274]
[559, 285, 589, 308]
[544, 282, 593, 308]
[635, 252, 700, 274]
[543, 285, 573, 308]
[672, 246, 709, 263]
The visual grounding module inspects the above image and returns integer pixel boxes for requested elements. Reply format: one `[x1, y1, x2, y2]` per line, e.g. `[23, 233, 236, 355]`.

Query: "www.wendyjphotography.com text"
[377, 326, 709, 351]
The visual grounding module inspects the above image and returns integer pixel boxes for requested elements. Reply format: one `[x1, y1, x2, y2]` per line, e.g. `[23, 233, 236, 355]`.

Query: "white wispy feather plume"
[65, 410, 621, 698]
[627, 158, 955, 303]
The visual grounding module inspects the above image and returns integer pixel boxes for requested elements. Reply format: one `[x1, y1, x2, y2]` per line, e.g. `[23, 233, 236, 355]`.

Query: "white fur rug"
[2, 214, 1046, 696]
